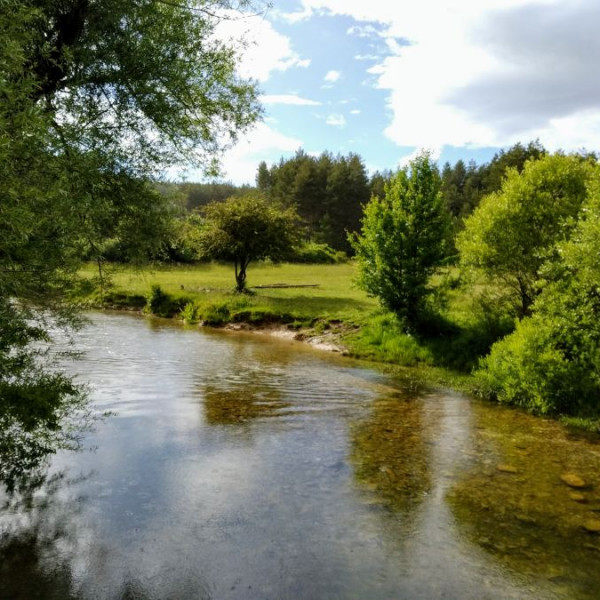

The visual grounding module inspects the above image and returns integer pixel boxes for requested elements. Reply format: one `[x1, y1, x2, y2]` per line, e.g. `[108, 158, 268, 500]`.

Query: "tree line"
[152, 141, 554, 265]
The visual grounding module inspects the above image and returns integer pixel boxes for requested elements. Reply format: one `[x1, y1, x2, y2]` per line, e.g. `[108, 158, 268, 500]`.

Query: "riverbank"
[72, 262, 599, 431]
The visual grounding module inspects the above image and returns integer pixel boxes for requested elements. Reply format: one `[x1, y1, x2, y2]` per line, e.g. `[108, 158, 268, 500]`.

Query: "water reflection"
[202, 384, 289, 425]
[2, 313, 600, 599]
[351, 392, 433, 514]
[0, 472, 86, 600]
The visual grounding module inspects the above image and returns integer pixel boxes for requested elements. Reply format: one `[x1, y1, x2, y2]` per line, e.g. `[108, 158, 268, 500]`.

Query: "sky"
[192, 0, 600, 185]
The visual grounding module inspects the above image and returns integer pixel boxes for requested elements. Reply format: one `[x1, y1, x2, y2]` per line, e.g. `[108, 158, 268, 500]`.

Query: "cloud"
[261, 94, 322, 106]
[354, 54, 380, 61]
[216, 13, 309, 82]
[324, 70, 341, 83]
[347, 25, 380, 38]
[398, 147, 441, 168]
[326, 114, 346, 127]
[447, 2, 600, 137]
[291, 0, 600, 153]
[350, 109, 361, 115]
[173, 123, 301, 185]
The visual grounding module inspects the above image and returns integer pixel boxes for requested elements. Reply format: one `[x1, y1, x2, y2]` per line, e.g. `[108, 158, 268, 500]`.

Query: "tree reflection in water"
[350, 389, 434, 515]
[0, 470, 214, 600]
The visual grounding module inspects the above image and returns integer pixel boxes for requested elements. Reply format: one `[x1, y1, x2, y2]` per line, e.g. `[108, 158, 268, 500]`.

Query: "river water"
[1, 312, 600, 600]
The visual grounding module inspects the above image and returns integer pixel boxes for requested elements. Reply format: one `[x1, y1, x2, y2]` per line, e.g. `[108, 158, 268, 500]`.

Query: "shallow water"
[1, 312, 600, 599]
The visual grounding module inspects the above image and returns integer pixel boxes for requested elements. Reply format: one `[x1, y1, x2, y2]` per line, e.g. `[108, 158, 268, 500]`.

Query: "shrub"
[288, 241, 346, 264]
[145, 285, 190, 318]
[181, 301, 200, 324]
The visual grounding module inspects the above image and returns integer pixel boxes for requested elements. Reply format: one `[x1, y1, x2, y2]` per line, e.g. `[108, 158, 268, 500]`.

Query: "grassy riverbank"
[73, 261, 599, 431]
[74, 262, 491, 378]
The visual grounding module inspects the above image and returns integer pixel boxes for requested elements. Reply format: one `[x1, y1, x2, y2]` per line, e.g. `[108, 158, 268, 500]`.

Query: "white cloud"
[221, 123, 303, 183]
[398, 147, 442, 168]
[326, 114, 346, 127]
[261, 94, 322, 106]
[354, 54, 380, 61]
[292, 0, 600, 153]
[347, 25, 379, 38]
[174, 123, 302, 185]
[324, 70, 341, 83]
[216, 13, 309, 82]
[350, 109, 361, 115]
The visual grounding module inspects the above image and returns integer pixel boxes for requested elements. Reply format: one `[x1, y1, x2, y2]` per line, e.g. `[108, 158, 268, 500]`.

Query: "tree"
[457, 154, 598, 318]
[258, 149, 370, 252]
[1, 0, 262, 480]
[197, 193, 300, 292]
[477, 177, 600, 416]
[349, 153, 451, 328]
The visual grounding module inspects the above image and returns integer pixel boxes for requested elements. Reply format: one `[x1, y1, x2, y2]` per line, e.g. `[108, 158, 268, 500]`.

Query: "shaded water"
[1, 313, 600, 599]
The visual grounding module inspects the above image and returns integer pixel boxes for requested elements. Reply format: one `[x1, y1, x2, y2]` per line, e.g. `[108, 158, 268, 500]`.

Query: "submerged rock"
[582, 519, 600, 533]
[569, 492, 587, 503]
[496, 464, 518, 474]
[560, 473, 587, 488]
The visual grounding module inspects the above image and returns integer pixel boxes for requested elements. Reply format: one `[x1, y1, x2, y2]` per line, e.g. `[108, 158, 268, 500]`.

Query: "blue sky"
[195, 0, 600, 184]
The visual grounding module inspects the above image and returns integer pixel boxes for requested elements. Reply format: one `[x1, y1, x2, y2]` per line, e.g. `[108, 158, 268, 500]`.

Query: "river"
[1, 312, 599, 599]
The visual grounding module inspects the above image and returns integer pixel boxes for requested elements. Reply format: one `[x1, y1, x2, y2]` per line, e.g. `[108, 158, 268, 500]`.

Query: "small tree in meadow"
[198, 192, 300, 292]
[349, 153, 450, 329]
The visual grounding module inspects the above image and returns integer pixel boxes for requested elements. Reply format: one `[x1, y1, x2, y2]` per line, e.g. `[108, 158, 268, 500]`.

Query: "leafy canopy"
[477, 176, 600, 415]
[457, 154, 598, 317]
[350, 153, 450, 328]
[197, 192, 300, 291]
[0, 0, 263, 482]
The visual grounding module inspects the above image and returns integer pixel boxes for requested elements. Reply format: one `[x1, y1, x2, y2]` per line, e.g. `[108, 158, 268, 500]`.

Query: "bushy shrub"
[477, 182, 600, 416]
[476, 313, 600, 415]
[288, 241, 346, 264]
[145, 284, 190, 318]
[181, 301, 200, 324]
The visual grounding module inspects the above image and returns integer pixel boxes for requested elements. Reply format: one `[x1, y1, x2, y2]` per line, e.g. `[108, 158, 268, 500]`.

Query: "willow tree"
[0, 0, 263, 482]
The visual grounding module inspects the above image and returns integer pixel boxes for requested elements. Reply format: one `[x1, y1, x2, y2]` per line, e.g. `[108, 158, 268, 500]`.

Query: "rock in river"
[560, 473, 587, 488]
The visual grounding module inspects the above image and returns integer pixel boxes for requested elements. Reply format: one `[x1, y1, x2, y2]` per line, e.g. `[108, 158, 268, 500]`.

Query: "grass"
[78, 261, 378, 323]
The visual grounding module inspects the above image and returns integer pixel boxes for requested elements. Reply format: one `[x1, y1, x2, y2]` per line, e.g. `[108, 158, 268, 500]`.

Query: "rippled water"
[1, 312, 600, 599]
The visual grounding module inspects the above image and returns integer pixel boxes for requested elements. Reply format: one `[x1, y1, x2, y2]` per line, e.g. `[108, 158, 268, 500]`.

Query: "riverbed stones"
[560, 473, 587, 488]
[496, 464, 518, 474]
[582, 519, 600, 534]
[569, 492, 587, 503]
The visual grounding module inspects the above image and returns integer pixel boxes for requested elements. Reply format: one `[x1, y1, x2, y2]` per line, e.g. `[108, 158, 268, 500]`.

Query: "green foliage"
[350, 153, 451, 328]
[458, 153, 598, 317]
[197, 192, 301, 291]
[288, 241, 346, 264]
[259, 150, 370, 252]
[145, 285, 191, 318]
[477, 180, 600, 415]
[347, 314, 433, 366]
[0, 0, 262, 476]
[440, 141, 547, 218]
[181, 301, 201, 324]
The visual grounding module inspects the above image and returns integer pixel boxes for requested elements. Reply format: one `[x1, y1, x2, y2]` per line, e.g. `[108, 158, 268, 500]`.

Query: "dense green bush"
[288, 241, 346, 264]
[145, 285, 190, 318]
[477, 182, 600, 415]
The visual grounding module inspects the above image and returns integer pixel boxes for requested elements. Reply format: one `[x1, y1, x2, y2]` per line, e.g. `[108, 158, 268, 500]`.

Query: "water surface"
[1, 312, 599, 599]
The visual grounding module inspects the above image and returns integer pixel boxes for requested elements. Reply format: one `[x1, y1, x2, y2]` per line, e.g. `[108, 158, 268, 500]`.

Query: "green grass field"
[80, 261, 379, 323]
